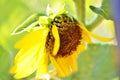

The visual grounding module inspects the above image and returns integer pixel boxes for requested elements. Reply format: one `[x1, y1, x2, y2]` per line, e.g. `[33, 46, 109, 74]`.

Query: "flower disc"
[46, 14, 82, 57]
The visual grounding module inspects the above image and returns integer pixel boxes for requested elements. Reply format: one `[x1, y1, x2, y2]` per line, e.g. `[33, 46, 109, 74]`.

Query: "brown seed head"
[46, 14, 82, 57]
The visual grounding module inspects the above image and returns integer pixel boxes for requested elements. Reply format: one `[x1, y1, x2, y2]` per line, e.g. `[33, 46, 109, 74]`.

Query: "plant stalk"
[86, 15, 104, 31]
[73, 0, 86, 25]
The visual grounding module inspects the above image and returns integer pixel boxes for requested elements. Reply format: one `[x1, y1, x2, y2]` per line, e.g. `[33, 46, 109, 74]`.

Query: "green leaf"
[62, 44, 117, 80]
[0, 46, 13, 80]
[39, 16, 49, 26]
[12, 13, 41, 35]
[112, 77, 119, 80]
[90, 0, 112, 20]
[0, 0, 31, 52]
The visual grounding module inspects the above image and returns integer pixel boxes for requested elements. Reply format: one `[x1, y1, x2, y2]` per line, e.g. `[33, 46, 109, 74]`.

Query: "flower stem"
[73, 0, 86, 25]
[86, 15, 104, 31]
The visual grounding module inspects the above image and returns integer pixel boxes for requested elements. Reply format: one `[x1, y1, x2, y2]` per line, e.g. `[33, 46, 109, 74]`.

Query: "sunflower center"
[46, 14, 82, 57]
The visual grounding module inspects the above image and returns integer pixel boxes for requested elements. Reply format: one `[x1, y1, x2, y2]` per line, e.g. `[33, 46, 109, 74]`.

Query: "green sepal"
[46, 5, 68, 20]
[90, 0, 112, 20]
[12, 13, 41, 35]
[39, 16, 49, 26]
[46, 5, 54, 16]
[56, 5, 68, 15]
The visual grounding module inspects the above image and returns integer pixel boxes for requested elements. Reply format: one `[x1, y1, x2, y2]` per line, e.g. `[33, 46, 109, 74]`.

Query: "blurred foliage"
[62, 44, 117, 80]
[0, 46, 12, 80]
[0, 0, 118, 80]
[90, 0, 112, 20]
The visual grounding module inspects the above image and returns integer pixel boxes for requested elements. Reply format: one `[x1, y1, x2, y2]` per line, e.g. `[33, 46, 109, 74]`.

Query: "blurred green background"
[0, 0, 118, 80]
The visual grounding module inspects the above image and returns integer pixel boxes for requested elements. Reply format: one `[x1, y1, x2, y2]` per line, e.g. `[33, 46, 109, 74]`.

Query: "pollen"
[46, 29, 55, 54]
[46, 14, 82, 57]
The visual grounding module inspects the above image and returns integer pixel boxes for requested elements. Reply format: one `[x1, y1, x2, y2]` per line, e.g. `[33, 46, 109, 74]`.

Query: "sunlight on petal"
[10, 44, 41, 79]
[14, 44, 40, 64]
[15, 27, 49, 48]
[90, 32, 114, 42]
[80, 25, 113, 42]
[56, 57, 72, 77]
[49, 55, 66, 77]
[52, 25, 60, 56]
[10, 27, 49, 79]
[36, 49, 48, 78]
[68, 55, 78, 72]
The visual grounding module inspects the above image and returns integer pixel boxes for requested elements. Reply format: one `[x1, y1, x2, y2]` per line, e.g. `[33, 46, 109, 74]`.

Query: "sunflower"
[10, 6, 113, 79]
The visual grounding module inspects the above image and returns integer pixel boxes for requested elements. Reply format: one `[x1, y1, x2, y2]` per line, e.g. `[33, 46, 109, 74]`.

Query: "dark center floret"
[46, 14, 82, 57]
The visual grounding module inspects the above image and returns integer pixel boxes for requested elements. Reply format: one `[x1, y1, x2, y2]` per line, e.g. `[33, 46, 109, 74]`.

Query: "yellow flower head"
[10, 6, 113, 79]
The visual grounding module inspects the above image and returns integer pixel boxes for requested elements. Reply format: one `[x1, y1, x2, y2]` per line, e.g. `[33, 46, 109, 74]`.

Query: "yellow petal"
[14, 44, 39, 64]
[36, 49, 48, 78]
[49, 55, 65, 77]
[65, 54, 78, 72]
[14, 57, 37, 79]
[82, 29, 92, 43]
[10, 44, 40, 73]
[50, 54, 78, 77]
[10, 44, 41, 79]
[9, 64, 17, 74]
[77, 25, 92, 43]
[15, 28, 49, 61]
[51, 25, 60, 56]
[65, 44, 85, 72]
[79, 25, 113, 42]
[89, 32, 114, 42]
[12, 41, 47, 79]
[10, 27, 49, 79]
[56, 57, 72, 77]
[15, 27, 49, 48]
[70, 56, 78, 72]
